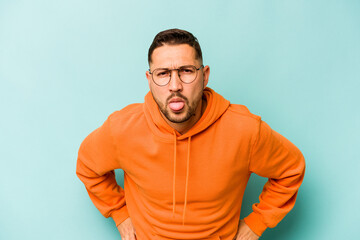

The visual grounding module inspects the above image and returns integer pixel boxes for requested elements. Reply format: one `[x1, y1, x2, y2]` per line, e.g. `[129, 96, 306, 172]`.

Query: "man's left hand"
[233, 219, 259, 240]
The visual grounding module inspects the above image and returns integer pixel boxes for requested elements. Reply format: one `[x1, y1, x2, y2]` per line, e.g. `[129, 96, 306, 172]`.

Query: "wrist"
[243, 212, 267, 236]
[110, 206, 130, 227]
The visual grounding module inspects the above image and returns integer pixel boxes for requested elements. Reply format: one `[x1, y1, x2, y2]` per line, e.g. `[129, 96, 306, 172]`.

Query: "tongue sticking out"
[169, 102, 185, 111]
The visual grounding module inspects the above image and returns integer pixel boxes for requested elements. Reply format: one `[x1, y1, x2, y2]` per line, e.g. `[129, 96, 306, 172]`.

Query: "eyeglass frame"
[148, 65, 204, 86]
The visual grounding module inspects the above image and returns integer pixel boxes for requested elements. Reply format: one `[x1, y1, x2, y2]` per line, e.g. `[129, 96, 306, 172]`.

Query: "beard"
[152, 91, 203, 123]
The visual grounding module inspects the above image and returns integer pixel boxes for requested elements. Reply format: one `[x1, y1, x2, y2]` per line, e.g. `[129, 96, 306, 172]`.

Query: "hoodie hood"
[143, 87, 230, 140]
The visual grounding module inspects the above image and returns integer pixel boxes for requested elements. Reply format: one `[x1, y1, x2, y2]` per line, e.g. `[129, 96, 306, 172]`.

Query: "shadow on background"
[115, 169, 125, 188]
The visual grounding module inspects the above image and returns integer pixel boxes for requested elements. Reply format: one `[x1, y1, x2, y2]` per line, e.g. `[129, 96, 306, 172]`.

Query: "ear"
[146, 70, 152, 86]
[202, 65, 210, 89]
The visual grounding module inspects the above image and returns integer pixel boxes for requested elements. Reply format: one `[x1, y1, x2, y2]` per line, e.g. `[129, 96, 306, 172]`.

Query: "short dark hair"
[148, 28, 203, 65]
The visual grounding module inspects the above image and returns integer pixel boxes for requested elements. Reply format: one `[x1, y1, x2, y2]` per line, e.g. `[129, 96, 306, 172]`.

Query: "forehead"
[150, 44, 198, 69]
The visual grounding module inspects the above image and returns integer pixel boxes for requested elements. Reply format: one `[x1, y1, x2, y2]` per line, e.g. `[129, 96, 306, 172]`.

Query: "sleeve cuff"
[110, 206, 130, 227]
[243, 212, 268, 236]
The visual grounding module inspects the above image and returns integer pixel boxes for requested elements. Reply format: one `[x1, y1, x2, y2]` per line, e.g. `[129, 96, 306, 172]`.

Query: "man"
[76, 29, 305, 240]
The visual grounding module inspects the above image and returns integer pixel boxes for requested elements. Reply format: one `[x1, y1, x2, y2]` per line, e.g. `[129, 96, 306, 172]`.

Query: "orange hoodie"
[76, 87, 305, 239]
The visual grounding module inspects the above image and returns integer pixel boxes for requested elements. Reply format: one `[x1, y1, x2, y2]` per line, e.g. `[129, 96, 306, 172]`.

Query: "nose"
[168, 70, 183, 92]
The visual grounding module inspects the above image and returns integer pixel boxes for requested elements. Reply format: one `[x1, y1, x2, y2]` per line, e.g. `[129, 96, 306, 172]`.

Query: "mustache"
[166, 92, 189, 104]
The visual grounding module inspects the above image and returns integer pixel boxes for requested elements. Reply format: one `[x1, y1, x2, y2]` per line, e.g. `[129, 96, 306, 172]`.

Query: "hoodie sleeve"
[76, 116, 129, 226]
[243, 120, 305, 236]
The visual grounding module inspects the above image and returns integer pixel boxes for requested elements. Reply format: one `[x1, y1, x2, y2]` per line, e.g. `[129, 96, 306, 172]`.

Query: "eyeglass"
[149, 65, 204, 86]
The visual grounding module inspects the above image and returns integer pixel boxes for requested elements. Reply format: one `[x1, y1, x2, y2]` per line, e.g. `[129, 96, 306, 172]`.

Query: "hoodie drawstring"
[172, 131, 177, 214]
[182, 136, 191, 225]
[172, 131, 191, 225]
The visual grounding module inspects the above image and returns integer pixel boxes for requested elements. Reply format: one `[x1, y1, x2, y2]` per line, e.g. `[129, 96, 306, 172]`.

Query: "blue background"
[1, 0, 359, 239]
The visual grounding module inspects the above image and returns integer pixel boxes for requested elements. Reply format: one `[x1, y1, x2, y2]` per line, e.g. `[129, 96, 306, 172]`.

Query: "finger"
[129, 231, 137, 240]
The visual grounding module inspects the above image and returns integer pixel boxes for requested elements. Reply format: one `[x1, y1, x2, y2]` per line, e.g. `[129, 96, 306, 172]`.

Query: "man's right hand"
[117, 217, 136, 240]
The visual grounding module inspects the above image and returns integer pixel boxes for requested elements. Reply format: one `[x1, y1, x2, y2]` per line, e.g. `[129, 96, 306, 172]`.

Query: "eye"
[179, 67, 195, 74]
[155, 70, 169, 78]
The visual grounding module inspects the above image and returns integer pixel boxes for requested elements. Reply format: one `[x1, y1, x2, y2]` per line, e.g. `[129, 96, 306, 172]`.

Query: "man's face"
[146, 44, 210, 124]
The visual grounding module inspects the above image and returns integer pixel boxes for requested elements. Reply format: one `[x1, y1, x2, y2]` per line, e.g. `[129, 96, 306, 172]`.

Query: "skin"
[117, 44, 260, 239]
[117, 218, 136, 240]
[234, 220, 260, 240]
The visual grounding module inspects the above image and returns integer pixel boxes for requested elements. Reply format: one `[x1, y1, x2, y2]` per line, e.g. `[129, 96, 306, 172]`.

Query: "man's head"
[148, 29, 203, 65]
[146, 29, 210, 133]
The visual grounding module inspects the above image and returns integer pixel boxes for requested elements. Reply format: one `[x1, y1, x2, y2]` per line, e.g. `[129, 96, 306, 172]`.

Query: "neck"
[165, 98, 207, 135]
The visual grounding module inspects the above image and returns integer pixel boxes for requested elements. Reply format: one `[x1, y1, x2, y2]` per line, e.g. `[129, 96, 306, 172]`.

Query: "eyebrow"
[152, 65, 196, 71]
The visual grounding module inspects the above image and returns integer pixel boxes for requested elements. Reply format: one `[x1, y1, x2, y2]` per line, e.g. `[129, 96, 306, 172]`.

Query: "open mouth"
[168, 98, 185, 112]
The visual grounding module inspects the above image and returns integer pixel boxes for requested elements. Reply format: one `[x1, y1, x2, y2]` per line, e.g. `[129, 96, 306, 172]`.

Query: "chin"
[167, 114, 189, 123]
[165, 110, 193, 124]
